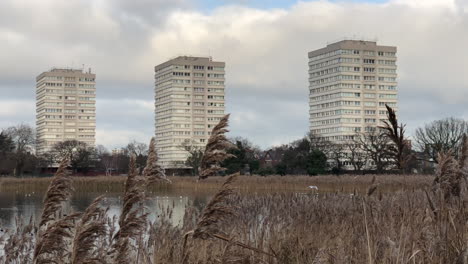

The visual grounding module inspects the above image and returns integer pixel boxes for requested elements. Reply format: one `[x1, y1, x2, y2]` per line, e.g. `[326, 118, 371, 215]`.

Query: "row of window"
[309, 57, 396, 70]
[310, 108, 391, 118]
[310, 49, 396, 61]
[311, 65, 396, 78]
[311, 99, 397, 110]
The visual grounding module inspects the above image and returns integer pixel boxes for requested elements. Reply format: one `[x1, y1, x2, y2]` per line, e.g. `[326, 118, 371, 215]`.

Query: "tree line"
[2, 107, 468, 176]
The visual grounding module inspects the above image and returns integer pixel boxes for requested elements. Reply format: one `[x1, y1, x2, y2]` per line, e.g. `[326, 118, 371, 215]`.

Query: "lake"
[0, 189, 211, 231]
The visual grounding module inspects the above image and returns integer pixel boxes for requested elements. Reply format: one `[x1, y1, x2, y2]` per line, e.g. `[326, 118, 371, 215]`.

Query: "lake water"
[0, 190, 211, 231]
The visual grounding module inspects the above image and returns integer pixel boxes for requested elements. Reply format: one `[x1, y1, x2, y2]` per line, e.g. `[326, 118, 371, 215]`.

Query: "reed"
[143, 137, 169, 183]
[198, 114, 236, 180]
[0, 174, 434, 194]
[1, 177, 468, 263]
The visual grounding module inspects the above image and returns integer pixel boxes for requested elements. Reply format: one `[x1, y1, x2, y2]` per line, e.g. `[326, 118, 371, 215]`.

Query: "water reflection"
[0, 190, 209, 231]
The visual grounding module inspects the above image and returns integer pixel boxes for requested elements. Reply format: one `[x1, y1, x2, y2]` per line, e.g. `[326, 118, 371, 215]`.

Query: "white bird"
[308, 186, 319, 190]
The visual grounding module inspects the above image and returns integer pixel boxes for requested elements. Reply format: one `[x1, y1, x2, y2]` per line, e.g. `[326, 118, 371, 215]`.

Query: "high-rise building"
[154, 56, 226, 168]
[308, 40, 398, 142]
[36, 68, 96, 154]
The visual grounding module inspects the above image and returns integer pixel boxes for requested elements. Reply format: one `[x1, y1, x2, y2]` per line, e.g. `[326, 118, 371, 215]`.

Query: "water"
[0, 190, 210, 231]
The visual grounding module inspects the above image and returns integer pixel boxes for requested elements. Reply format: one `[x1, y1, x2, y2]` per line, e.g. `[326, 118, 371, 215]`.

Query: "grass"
[0, 173, 433, 194]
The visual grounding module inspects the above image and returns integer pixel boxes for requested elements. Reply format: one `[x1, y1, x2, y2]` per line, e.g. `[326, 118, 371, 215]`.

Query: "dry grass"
[0, 174, 433, 194]
[199, 114, 236, 180]
[2, 174, 468, 263]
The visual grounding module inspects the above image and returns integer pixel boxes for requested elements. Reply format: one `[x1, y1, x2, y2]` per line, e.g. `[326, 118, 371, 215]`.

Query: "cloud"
[0, 100, 35, 129]
[0, 0, 467, 149]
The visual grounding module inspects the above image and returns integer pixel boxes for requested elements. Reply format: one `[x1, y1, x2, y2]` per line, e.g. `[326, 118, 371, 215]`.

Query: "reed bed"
[0, 174, 433, 194]
[2, 186, 468, 263]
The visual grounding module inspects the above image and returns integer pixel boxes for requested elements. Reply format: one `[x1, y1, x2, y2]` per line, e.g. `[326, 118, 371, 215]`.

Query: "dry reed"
[37, 157, 73, 231]
[198, 114, 236, 180]
[143, 137, 170, 183]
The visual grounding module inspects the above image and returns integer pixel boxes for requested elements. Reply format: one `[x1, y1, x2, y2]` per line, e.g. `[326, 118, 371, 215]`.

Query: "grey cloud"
[1, 0, 468, 149]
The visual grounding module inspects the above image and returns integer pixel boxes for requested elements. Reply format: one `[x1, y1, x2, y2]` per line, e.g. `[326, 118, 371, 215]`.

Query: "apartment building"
[36, 68, 96, 154]
[154, 56, 226, 168]
[308, 40, 398, 142]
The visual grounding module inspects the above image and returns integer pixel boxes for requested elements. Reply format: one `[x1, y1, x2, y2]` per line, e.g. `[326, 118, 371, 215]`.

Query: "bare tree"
[356, 128, 392, 173]
[51, 140, 94, 173]
[379, 105, 413, 173]
[328, 143, 345, 174]
[5, 124, 35, 176]
[344, 142, 367, 172]
[415, 117, 468, 163]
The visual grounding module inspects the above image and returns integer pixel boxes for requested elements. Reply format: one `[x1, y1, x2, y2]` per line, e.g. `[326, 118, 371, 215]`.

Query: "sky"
[0, 0, 467, 150]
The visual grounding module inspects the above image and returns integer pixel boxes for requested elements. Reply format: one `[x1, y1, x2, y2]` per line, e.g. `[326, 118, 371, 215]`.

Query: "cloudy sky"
[0, 0, 467, 150]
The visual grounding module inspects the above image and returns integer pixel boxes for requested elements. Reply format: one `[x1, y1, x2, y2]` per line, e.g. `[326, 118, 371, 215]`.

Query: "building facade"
[154, 56, 226, 168]
[36, 68, 96, 154]
[308, 40, 398, 142]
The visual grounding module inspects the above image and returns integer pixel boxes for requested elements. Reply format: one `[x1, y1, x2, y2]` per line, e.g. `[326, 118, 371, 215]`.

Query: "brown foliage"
[38, 156, 73, 231]
[142, 137, 170, 183]
[198, 114, 236, 180]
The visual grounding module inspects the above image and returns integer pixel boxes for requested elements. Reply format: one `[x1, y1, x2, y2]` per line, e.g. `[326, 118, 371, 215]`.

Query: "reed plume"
[111, 154, 148, 263]
[379, 104, 413, 172]
[71, 196, 108, 264]
[38, 157, 73, 232]
[143, 137, 170, 183]
[192, 173, 238, 239]
[434, 151, 461, 199]
[367, 176, 378, 196]
[4, 216, 35, 264]
[198, 114, 236, 180]
[33, 213, 82, 264]
[184, 173, 275, 258]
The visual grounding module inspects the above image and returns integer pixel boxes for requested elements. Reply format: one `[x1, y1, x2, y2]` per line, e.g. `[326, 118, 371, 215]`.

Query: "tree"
[356, 128, 392, 173]
[275, 136, 328, 175]
[414, 117, 468, 163]
[344, 142, 367, 172]
[51, 140, 95, 173]
[0, 131, 15, 175]
[125, 140, 148, 172]
[181, 140, 204, 175]
[379, 105, 414, 173]
[96, 145, 115, 176]
[0, 131, 14, 154]
[328, 143, 345, 175]
[5, 124, 35, 176]
[222, 137, 261, 175]
[307, 149, 327, 176]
